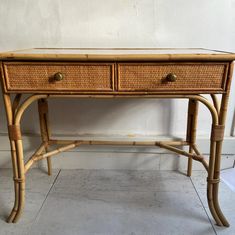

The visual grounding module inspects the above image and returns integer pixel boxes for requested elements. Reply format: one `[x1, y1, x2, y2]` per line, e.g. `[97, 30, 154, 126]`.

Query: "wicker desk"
[0, 48, 235, 226]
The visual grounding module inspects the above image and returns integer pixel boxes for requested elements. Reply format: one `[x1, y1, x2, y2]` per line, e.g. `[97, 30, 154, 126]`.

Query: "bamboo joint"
[8, 125, 22, 140]
[211, 125, 225, 141]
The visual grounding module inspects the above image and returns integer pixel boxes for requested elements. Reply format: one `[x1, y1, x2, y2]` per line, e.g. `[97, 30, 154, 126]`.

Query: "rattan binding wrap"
[118, 63, 227, 91]
[4, 62, 114, 91]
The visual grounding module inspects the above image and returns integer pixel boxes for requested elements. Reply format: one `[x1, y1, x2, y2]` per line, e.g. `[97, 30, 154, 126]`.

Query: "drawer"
[3, 62, 114, 92]
[117, 63, 228, 92]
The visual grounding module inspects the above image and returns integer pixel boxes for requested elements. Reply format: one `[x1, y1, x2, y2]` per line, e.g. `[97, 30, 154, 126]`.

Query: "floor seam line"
[189, 176, 217, 235]
[28, 169, 61, 231]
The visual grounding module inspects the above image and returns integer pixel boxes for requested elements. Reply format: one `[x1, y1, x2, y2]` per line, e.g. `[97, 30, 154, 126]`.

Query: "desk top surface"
[1, 48, 235, 61]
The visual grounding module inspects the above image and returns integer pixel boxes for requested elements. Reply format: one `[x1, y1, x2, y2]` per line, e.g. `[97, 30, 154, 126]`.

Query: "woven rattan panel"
[4, 62, 114, 92]
[118, 63, 227, 91]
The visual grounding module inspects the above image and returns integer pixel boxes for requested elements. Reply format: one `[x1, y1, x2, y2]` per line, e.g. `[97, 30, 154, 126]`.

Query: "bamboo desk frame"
[0, 48, 235, 226]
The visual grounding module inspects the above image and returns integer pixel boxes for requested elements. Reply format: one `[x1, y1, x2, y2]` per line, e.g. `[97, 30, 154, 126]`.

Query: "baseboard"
[0, 134, 234, 170]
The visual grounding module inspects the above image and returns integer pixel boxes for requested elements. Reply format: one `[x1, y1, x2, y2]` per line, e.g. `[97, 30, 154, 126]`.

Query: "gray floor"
[0, 169, 234, 235]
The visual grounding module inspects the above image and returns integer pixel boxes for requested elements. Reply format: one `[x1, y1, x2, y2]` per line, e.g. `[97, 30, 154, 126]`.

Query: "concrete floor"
[0, 169, 234, 235]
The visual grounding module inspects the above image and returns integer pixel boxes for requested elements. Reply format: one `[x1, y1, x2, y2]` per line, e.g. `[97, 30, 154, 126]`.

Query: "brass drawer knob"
[54, 72, 64, 81]
[166, 73, 177, 82]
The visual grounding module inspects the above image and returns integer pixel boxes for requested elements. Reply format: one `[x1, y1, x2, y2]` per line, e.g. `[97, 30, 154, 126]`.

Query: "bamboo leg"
[185, 95, 225, 226]
[211, 93, 230, 227]
[2, 94, 20, 223]
[209, 62, 234, 227]
[2, 94, 25, 223]
[12, 94, 22, 116]
[38, 99, 52, 175]
[6, 142, 20, 223]
[187, 146, 193, 176]
[11, 137, 25, 223]
[207, 132, 223, 226]
[7, 94, 48, 223]
[206, 93, 230, 227]
[186, 99, 199, 176]
[212, 147, 229, 226]
[211, 94, 220, 115]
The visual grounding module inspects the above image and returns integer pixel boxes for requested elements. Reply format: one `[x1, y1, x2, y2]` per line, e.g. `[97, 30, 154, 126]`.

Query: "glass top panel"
[10, 48, 230, 55]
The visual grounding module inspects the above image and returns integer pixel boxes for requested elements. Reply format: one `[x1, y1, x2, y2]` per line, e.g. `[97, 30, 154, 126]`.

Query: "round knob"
[54, 72, 64, 81]
[166, 73, 177, 82]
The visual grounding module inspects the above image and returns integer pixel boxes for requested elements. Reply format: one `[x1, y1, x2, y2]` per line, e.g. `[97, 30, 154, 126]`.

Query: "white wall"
[0, 0, 235, 140]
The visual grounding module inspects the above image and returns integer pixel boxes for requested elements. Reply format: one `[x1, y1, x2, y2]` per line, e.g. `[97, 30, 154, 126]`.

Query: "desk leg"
[206, 92, 230, 227]
[10, 138, 25, 223]
[186, 99, 198, 176]
[207, 128, 223, 226]
[212, 93, 229, 227]
[38, 99, 52, 175]
[2, 94, 25, 223]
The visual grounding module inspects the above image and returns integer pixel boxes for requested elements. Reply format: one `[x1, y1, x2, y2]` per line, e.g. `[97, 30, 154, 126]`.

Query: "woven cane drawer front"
[3, 62, 114, 92]
[117, 63, 228, 92]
